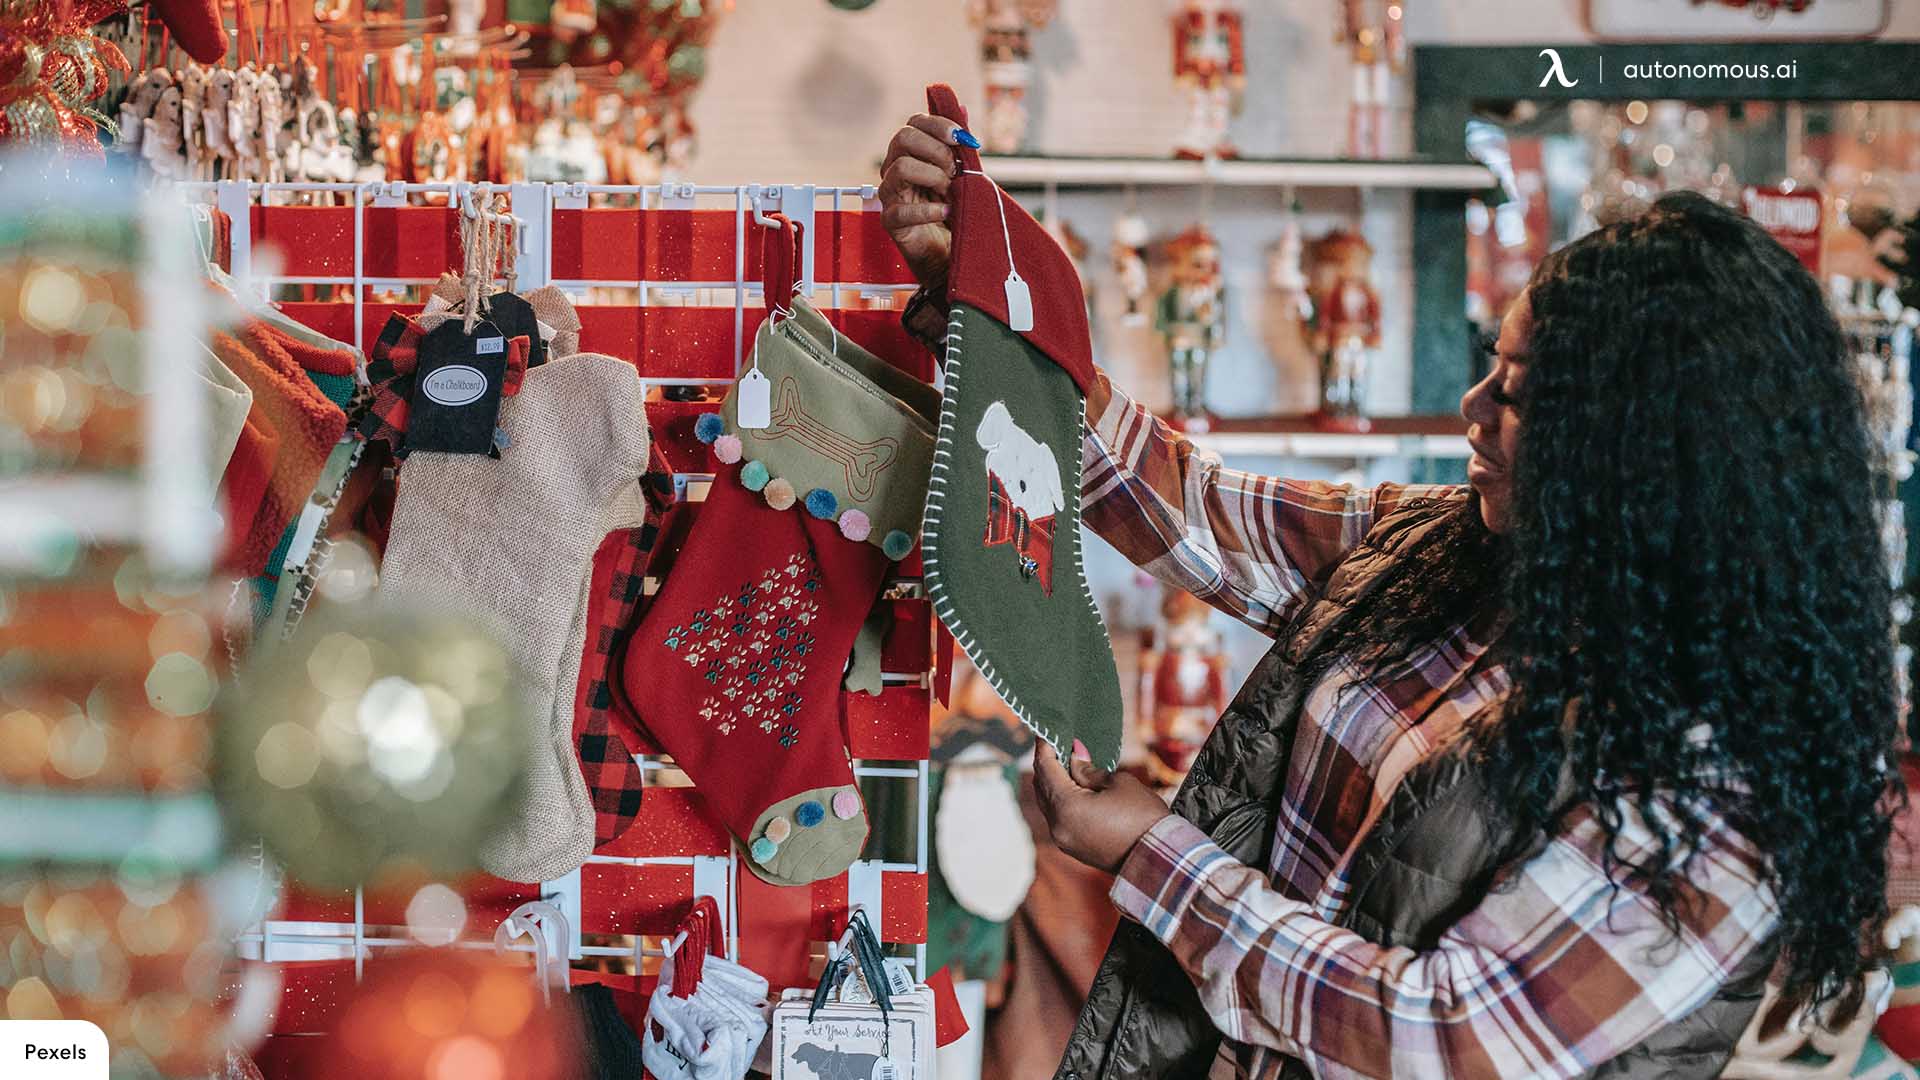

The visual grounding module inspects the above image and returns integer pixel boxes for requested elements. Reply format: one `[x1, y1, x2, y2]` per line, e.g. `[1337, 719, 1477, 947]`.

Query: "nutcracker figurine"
[967, 0, 1057, 154]
[1172, 0, 1245, 161]
[1306, 229, 1382, 432]
[1337, 0, 1407, 159]
[1138, 587, 1229, 790]
[1156, 226, 1226, 425]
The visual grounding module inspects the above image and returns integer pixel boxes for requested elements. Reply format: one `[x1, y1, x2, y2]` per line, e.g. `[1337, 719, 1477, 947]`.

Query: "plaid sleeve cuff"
[1110, 814, 1238, 944]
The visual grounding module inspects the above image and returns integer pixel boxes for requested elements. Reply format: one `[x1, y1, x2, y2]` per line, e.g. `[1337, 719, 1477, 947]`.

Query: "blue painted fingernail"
[953, 128, 981, 149]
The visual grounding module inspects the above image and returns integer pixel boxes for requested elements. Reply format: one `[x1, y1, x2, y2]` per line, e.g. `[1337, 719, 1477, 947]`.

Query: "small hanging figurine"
[1268, 197, 1313, 323]
[255, 68, 288, 183]
[1171, 0, 1245, 161]
[1113, 212, 1151, 326]
[229, 66, 262, 181]
[966, 0, 1056, 154]
[117, 68, 175, 158]
[1156, 226, 1226, 427]
[142, 83, 190, 180]
[1137, 586, 1229, 791]
[179, 64, 211, 180]
[1306, 229, 1381, 432]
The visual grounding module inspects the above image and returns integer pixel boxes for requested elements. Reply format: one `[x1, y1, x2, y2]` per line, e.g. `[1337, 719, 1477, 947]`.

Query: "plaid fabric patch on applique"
[356, 313, 426, 454]
[577, 508, 665, 847]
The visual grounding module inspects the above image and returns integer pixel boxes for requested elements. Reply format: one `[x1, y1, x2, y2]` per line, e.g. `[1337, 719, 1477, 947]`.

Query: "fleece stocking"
[618, 462, 886, 885]
[380, 353, 650, 883]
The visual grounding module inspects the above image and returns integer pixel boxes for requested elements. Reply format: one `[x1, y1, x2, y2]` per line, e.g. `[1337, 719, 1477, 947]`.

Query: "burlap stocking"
[380, 353, 650, 883]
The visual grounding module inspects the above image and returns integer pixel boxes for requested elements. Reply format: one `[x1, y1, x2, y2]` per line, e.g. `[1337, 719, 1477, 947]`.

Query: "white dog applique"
[976, 401, 1065, 594]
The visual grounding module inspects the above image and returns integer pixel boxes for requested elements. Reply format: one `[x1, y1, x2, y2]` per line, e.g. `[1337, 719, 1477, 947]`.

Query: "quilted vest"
[1054, 495, 1775, 1080]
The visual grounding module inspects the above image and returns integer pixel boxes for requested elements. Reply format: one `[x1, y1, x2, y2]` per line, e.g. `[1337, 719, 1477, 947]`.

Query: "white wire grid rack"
[187, 180, 935, 986]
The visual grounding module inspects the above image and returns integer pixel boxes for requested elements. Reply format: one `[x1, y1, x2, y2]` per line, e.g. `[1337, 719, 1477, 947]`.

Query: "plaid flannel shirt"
[1079, 368, 1781, 1079]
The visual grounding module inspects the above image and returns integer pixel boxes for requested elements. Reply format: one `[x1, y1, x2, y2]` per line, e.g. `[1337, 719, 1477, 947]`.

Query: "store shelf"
[1187, 415, 1471, 460]
[979, 154, 1497, 191]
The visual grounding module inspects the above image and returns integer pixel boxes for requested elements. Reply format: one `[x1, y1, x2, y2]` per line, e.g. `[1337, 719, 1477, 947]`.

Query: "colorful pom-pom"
[764, 478, 797, 511]
[882, 530, 914, 561]
[750, 836, 779, 863]
[713, 434, 743, 464]
[740, 460, 770, 491]
[804, 488, 838, 520]
[694, 412, 725, 444]
[832, 790, 861, 820]
[795, 801, 826, 828]
[764, 816, 793, 843]
[838, 509, 873, 543]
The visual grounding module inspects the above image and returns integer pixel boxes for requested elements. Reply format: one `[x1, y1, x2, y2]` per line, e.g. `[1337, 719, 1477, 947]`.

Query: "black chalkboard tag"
[408, 317, 509, 456]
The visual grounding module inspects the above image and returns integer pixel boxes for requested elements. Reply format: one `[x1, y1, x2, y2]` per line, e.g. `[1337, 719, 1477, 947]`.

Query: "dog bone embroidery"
[755, 376, 899, 500]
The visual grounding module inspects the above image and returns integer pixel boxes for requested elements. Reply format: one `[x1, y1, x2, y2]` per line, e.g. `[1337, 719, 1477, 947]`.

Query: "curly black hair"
[1305, 189, 1903, 1011]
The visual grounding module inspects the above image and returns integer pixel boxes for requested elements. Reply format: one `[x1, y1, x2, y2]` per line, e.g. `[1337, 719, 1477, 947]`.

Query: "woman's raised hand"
[879, 114, 965, 293]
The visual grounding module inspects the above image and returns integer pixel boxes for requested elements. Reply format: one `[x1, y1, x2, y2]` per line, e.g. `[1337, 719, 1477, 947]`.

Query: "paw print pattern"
[663, 553, 825, 750]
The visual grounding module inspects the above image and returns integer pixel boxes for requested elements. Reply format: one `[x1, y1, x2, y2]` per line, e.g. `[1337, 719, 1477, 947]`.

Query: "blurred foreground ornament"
[315, 949, 579, 1080]
[0, 0, 132, 158]
[214, 606, 528, 891]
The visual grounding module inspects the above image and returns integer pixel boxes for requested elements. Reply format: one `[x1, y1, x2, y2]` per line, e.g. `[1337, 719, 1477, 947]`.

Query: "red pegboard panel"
[579, 862, 696, 936]
[806, 871, 930, 945]
[252, 206, 463, 281]
[821, 210, 916, 285]
[551, 209, 767, 283]
[880, 872, 930, 943]
[829, 309, 936, 384]
[847, 686, 932, 760]
[575, 305, 765, 379]
[879, 598, 932, 673]
[280, 300, 420, 354]
[593, 787, 731, 859]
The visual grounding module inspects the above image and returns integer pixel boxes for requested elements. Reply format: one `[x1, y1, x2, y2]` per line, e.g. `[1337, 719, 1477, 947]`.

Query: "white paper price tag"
[1004, 274, 1034, 332]
[737, 367, 772, 430]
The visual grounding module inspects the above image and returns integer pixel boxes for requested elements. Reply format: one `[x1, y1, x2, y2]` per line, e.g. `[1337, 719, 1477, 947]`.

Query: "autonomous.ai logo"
[1539, 48, 1579, 88]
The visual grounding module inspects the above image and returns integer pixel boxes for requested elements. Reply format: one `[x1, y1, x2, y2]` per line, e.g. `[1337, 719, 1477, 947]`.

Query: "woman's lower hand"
[1032, 739, 1173, 875]
[879, 114, 963, 293]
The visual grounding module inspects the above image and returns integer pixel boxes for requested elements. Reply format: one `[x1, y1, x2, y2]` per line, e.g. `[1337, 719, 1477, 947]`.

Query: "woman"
[880, 114, 1902, 1079]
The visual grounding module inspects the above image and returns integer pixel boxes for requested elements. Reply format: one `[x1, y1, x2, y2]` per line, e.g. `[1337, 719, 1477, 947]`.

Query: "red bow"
[983, 474, 1056, 596]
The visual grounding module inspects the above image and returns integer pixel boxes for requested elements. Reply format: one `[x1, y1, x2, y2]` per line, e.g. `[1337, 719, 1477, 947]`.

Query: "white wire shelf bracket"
[978, 155, 1497, 191]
